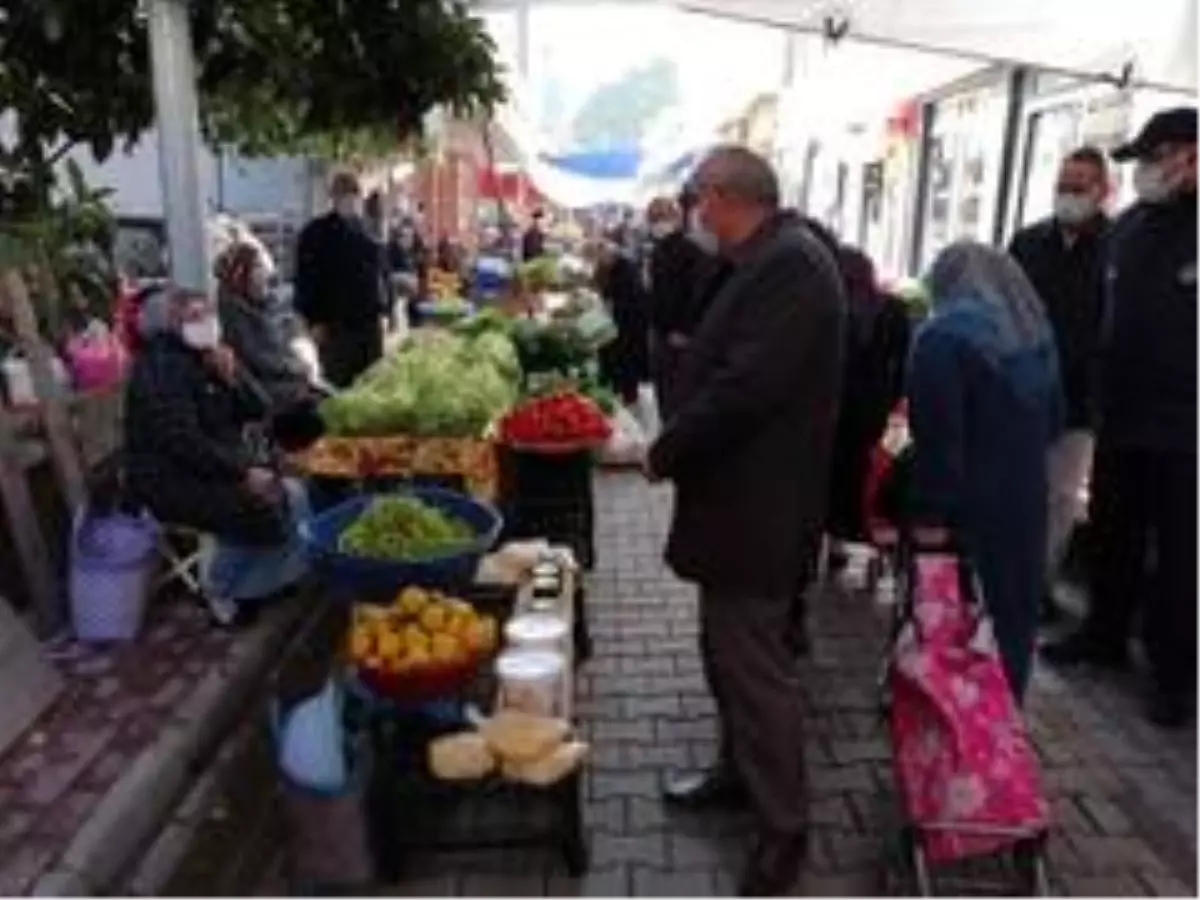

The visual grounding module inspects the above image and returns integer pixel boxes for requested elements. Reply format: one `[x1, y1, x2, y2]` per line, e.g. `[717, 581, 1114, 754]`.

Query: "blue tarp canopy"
[539, 149, 643, 180]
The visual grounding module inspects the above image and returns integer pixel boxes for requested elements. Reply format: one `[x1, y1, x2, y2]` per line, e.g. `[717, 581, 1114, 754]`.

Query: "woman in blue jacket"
[907, 241, 1063, 699]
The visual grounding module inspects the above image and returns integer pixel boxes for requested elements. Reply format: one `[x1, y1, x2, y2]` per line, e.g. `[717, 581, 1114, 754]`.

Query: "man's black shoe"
[738, 830, 809, 896]
[1040, 632, 1129, 670]
[662, 768, 748, 809]
[1147, 691, 1194, 730]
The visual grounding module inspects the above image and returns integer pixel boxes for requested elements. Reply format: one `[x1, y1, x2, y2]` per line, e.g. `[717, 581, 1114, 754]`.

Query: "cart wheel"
[562, 833, 590, 876]
[911, 834, 934, 896]
[1013, 836, 1053, 896]
[876, 824, 917, 896]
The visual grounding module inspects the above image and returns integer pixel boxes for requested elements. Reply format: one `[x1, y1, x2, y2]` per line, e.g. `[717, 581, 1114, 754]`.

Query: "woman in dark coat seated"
[214, 241, 318, 409]
[124, 287, 310, 626]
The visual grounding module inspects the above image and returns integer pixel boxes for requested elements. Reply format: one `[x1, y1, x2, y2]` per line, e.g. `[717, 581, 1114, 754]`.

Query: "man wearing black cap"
[1042, 107, 1197, 728]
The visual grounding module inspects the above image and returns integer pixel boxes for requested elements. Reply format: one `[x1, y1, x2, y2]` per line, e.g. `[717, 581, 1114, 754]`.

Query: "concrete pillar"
[148, 0, 209, 292]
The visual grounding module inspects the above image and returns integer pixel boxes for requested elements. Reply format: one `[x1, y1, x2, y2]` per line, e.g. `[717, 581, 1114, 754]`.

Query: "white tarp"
[675, 0, 1198, 94]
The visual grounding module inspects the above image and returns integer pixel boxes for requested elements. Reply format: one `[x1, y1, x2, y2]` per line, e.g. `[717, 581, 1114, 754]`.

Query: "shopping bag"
[275, 679, 349, 793]
[598, 405, 647, 468]
[888, 552, 1048, 862]
[65, 320, 128, 391]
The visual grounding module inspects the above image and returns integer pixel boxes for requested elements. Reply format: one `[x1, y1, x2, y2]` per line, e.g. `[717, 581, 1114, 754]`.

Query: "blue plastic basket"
[299, 487, 503, 593]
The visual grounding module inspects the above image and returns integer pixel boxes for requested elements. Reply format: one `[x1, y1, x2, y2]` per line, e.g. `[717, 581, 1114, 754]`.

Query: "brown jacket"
[649, 214, 846, 595]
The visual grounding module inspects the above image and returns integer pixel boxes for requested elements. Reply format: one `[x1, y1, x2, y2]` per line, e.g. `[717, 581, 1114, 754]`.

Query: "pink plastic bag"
[888, 553, 1048, 863]
[66, 322, 127, 391]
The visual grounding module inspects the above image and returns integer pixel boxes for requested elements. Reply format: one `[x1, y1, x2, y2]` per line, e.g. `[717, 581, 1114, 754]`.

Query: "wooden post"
[0, 408, 62, 637]
[0, 269, 86, 513]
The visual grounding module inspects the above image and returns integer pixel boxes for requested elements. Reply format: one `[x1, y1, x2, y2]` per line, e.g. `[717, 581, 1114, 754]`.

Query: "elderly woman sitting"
[123, 287, 310, 626]
[214, 241, 318, 409]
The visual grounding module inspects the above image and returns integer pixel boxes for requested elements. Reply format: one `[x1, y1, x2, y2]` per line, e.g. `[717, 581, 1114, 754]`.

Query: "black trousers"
[1084, 443, 1197, 697]
[699, 589, 807, 836]
[318, 320, 384, 389]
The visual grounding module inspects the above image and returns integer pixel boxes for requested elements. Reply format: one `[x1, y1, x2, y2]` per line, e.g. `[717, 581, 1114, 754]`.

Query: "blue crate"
[299, 487, 503, 593]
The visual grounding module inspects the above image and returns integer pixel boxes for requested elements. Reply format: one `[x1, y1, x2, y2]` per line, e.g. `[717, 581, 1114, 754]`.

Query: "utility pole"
[147, 0, 209, 292]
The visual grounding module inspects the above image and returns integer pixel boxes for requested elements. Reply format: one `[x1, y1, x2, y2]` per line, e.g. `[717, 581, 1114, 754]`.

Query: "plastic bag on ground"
[599, 405, 647, 468]
[276, 679, 348, 793]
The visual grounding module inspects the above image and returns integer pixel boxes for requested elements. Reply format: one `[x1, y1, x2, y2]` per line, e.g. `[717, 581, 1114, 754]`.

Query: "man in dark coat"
[294, 172, 388, 388]
[646, 145, 846, 896]
[645, 192, 710, 418]
[595, 236, 650, 405]
[1008, 146, 1111, 622]
[521, 208, 547, 261]
[1042, 108, 1197, 728]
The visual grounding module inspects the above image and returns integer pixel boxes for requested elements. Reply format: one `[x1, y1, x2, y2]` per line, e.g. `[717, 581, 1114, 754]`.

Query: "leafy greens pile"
[319, 330, 521, 438]
[338, 495, 475, 560]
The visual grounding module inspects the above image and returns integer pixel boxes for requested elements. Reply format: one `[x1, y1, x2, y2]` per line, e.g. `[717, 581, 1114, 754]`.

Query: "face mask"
[1053, 192, 1098, 226]
[335, 196, 361, 218]
[1133, 160, 1174, 204]
[687, 212, 719, 255]
[181, 314, 221, 350]
[650, 221, 674, 240]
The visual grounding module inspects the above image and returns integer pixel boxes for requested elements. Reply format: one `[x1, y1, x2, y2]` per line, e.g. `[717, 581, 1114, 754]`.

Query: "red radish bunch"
[500, 391, 611, 446]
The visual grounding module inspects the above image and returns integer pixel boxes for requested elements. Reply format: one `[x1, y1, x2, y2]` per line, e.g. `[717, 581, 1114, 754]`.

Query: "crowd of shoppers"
[635, 106, 1194, 893]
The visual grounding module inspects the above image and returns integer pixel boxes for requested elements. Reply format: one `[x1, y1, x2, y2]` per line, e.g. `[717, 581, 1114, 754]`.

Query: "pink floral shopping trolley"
[877, 543, 1052, 895]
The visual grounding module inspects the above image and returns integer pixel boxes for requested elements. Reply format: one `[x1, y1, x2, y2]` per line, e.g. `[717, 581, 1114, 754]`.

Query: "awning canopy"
[541, 149, 643, 180]
[675, 0, 1197, 94]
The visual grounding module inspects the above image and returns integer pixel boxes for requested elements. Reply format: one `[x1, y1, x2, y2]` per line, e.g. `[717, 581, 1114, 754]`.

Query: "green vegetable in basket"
[338, 496, 476, 559]
[318, 331, 520, 438]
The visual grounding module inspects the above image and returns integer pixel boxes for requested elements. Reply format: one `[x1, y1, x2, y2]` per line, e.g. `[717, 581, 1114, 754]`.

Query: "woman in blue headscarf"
[906, 241, 1064, 699]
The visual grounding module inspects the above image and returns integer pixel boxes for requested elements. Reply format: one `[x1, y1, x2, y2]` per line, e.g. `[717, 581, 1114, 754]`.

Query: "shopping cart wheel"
[1013, 835, 1053, 896]
[878, 830, 931, 897]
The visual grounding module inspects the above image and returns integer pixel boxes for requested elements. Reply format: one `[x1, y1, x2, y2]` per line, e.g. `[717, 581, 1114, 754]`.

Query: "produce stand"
[351, 558, 587, 881]
[290, 435, 499, 502]
[286, 466, 590, 888]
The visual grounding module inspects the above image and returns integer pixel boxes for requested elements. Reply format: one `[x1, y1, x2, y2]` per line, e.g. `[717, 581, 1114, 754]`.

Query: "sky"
[481, 2, 787, 146]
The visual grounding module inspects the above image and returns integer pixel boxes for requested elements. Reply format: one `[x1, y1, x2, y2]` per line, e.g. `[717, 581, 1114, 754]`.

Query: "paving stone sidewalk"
[0, 600, 231, 894]
[245, 471, 1195, 896]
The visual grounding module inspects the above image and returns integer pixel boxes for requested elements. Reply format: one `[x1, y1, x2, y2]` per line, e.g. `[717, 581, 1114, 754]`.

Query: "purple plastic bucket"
[69, 508, 159, 641]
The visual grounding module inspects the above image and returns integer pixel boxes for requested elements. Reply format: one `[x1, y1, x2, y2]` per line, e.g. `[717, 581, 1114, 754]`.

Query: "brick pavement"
[0, 598, 241, 895]
[249, 471, 1195, 896]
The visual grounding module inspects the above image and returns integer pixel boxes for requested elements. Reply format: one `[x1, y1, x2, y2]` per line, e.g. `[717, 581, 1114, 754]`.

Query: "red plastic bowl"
[355, 657, 481, 705]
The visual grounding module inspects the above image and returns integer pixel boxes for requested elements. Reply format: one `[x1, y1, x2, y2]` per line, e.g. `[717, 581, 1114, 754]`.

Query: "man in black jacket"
[647, 146, 845, 895]
[645, 192, 710, 418]
[1009, 146, 1111, 621]
[294, 172, 387, 387]
[1042, 108, 1197, 728]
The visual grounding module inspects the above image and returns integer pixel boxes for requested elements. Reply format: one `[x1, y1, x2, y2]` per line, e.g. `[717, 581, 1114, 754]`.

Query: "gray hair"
[927, 241, 1052, 353]
[697, 145, 781, 209]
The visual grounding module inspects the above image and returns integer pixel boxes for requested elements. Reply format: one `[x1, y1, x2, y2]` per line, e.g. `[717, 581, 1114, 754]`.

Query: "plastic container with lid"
[495, 649, 565, 717]
[504, 612, 569, 654]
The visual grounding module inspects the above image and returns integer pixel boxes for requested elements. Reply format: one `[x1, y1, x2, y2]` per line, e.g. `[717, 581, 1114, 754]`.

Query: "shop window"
[918, 83, 1008, 270]
[1017, 103, 1083, 228]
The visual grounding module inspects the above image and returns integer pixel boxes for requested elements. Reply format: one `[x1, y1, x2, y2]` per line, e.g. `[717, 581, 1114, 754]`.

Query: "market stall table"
[347, 546, 588, 882]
